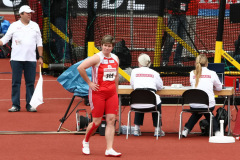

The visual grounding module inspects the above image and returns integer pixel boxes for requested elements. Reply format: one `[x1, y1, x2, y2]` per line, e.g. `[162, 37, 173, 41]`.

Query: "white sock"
[155, 127, 161, 131]
[135, 125, 140, 130]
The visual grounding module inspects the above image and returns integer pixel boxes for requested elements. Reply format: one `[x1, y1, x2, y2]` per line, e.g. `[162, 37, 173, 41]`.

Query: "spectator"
[162, 0, 190, 67]
[51, 0, 70, 63]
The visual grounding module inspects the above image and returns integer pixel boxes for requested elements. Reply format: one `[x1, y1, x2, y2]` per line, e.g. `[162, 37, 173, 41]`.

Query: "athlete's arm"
[78, 54, 100, 91]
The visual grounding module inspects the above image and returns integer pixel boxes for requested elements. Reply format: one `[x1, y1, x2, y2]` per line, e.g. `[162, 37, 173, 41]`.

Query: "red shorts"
[89, 90, 119, 118]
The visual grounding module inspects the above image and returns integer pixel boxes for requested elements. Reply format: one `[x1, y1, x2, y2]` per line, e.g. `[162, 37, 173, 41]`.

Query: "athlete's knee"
[106, 115, 116, 126]
[91, 122, 99, 129]
[92, 118, 102, 126]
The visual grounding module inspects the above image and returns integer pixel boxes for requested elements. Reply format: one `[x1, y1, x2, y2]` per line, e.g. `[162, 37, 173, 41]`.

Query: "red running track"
[0, 58, 240, 160]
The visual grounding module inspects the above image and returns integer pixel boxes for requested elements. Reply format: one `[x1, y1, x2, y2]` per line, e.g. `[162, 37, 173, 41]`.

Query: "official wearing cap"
[0, 5, 43, 112]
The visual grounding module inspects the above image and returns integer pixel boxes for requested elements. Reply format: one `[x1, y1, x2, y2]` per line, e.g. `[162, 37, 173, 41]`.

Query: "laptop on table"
[207, 63, 225, 89]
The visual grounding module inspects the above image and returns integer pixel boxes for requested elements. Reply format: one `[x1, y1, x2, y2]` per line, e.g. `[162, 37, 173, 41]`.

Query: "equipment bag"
[216, 106, 228, 130]
[76, 109, 90, 131]
[112, 39, 131, 69]
[199, 106, 228, 136]
[199, 119, 209, 136]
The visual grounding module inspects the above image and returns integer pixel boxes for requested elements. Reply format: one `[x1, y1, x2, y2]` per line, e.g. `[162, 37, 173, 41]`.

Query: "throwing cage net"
[11, 0, 240, 95]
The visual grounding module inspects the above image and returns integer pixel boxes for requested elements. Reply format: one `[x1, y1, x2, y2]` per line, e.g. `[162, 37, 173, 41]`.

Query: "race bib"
[103, 68, 116, 81]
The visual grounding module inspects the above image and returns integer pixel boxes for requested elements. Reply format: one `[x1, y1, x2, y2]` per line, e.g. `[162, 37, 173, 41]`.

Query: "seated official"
[130, 53, 165, 137]
[182, 54, 222, 137]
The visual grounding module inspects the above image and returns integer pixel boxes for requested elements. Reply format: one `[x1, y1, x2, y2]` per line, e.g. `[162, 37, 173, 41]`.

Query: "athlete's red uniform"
[89, 52, 119, 117]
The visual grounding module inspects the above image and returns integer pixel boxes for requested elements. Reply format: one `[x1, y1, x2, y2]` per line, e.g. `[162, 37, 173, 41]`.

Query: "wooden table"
[118, 85, 234, 135]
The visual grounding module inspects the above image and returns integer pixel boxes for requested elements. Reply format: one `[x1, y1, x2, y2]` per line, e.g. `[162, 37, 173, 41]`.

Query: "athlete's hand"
[89, 82, 99, 91]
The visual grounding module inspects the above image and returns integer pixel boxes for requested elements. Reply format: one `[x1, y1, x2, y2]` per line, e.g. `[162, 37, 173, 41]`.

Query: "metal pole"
[214, 0, 226, 63]
[216, 0, 226, 42]
[130, 0, 134, 50]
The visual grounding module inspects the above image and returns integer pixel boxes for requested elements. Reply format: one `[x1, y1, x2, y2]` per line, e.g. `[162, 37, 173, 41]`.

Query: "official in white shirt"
[182, 54, 222, 137]
[130, 53, 165, 137]
[0, 5, 43, 112]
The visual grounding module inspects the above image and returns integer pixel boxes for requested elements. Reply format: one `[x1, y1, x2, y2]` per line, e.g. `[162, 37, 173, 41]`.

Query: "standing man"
[0, 5, 43, 112]
[162, 0, 190, 67]
[50, 0, 70, 63]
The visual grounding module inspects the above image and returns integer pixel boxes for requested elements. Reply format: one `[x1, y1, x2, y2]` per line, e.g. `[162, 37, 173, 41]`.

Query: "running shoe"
[154, 129, 165, 137]
[182, 127, 189, 138]
[105, 148, 122, 157]
[8, 106, 20, 112]
[133, 129, 141, 136]
[82, 140, 90, 155]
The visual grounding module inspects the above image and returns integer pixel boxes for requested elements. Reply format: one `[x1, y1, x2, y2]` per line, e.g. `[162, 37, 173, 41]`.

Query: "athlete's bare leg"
[105, 114, 116, 150]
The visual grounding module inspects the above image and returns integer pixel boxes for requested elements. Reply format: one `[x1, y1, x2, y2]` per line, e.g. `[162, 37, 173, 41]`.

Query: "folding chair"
[179, 89, 213, 139]
[126, 89, 162, 140]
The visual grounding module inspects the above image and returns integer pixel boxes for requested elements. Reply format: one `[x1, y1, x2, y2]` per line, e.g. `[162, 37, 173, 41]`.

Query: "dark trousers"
[184, 107, 220, 132]
[11, 61, 36, 109]
[134, 103, 162, 127]
[163, 14, 187, 63]
[53, 17, 69, 61]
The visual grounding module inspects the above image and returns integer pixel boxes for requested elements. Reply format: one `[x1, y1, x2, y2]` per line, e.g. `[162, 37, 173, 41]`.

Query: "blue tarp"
[57, 59, 92, 97]
[0, 20, 10, 34]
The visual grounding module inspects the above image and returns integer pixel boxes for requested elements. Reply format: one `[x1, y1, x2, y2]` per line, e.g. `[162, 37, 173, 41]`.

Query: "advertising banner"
[1, 0, 240, 16]
[0, 0, 23, 11]
[198, 0, 240, 16]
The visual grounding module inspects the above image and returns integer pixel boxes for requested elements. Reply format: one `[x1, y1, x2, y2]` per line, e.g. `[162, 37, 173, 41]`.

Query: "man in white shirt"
[0, 5, 43, 112]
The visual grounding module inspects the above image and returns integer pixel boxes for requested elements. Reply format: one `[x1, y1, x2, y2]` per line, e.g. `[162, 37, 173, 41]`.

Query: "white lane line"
[0, 79, 57, 81]
[0, 98, 73, 101]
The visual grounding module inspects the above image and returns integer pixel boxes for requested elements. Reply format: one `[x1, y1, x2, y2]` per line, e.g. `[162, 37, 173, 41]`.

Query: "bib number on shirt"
[103, 68, 116, 81]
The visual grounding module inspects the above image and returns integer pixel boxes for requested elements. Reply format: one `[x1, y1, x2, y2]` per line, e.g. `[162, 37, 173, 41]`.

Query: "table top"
[118, 85, 234, 96]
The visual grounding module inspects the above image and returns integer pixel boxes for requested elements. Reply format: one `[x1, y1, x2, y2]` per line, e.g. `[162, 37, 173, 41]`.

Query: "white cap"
[138, 53, 151, 67]
[19, 5, 35, 14]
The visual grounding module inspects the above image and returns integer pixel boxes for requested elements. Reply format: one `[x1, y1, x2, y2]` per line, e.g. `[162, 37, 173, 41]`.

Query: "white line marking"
[0, 98, 73, 101]
[0, 79, 57, 81]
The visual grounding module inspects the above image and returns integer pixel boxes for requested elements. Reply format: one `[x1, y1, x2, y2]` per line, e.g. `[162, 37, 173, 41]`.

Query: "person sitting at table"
[130, 53, 165, 137]
[182, 54, 222, 137]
